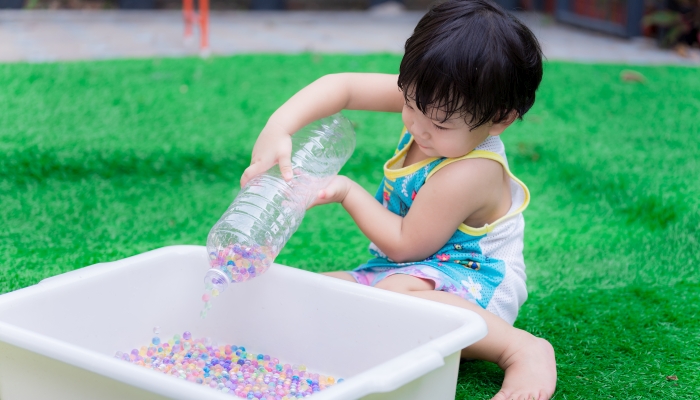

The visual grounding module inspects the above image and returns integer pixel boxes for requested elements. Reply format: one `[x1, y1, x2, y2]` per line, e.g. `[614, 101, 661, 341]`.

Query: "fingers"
[240, 161, 267, 188]
[322, 183, 344, 200]
[315, 189, 331, 204]
[309, 188, 336, 209]
[317, 176, 349, 203]
[240, 159, 293, 188]
[318, 187, 339, 200]
[278, 155, 293, 181]
[241, 127, 293, 187]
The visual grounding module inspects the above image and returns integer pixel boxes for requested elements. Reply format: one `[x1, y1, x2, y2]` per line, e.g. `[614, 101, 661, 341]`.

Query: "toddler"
[241, 1, 557, 399]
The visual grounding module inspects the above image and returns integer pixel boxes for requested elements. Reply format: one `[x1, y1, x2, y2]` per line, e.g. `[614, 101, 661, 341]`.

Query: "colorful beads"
[208, 243, 276, 285]
[117, 332, 340, 398]
[202, 244, 277, 318]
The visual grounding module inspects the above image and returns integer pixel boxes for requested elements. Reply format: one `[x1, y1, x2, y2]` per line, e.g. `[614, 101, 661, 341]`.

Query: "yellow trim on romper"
[382, 131, 531, 236]
[384, 135, 440, 179]
[426, 150, 530, 235]
[393, 126, 409, 155]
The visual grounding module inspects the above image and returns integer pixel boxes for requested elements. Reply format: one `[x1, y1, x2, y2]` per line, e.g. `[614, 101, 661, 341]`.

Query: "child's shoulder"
[419, 156, 509, 229]
[423, 145, 511, 227]
[429, 156, 506, 191]
[428, 136, 508, 186]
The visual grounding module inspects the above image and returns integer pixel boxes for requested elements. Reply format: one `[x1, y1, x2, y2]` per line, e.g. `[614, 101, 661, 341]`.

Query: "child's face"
[402, 96, 511, 159]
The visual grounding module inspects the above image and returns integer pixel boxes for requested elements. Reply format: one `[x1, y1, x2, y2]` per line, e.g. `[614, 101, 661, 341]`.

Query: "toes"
[538, 389, 554, 400]
[490, 390, 511, 400]
[492, 391, 546, 400]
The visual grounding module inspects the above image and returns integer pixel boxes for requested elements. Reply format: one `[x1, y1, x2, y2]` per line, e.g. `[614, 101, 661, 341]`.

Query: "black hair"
[398, 0, 544, 129]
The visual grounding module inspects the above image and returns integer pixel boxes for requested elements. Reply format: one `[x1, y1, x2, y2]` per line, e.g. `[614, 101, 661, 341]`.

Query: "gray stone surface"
[1, 9, 699, 64]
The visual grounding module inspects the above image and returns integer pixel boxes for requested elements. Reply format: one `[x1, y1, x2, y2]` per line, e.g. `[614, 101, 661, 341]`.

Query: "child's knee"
[321, 271, 356, 282]
[374, 274, 435, 293]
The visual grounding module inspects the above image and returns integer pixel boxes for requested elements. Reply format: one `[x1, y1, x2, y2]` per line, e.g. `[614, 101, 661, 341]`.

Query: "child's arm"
[314, 158, 507, 263]
[240, 73, 404, 187]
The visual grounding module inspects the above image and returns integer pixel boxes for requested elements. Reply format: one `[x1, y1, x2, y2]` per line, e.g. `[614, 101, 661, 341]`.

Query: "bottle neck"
[204, 269, 230, 293]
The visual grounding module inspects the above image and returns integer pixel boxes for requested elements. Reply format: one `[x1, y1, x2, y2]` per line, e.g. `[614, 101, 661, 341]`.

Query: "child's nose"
[411, 119, 431, 139]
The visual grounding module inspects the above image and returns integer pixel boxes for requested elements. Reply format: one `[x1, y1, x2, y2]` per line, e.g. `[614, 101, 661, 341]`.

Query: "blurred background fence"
[0, 0, 700, 58]
[0, 0, 697, 52]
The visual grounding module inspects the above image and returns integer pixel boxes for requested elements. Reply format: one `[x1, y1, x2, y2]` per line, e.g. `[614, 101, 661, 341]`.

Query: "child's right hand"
[240, 73, 403, 188]
[240, 122, 294, 188]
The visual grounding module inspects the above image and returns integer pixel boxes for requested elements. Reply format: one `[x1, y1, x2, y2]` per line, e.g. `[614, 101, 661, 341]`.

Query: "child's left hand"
[310, 175, 353, 208]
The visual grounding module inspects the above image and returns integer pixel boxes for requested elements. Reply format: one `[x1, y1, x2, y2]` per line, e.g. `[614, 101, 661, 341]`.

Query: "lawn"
[1, 55, 698, 399]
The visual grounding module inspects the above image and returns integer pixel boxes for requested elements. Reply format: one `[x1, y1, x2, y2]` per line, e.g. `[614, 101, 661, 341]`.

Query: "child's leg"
[321, 271, 356, 282]
[326, 272, 556, 400]
[408, 292, 555, 400]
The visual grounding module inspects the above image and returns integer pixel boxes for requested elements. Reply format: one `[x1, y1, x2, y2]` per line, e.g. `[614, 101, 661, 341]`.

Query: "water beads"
[208, 243, 276, 285]
[116, 332, 341, 398]
[201, 244, 276, 318]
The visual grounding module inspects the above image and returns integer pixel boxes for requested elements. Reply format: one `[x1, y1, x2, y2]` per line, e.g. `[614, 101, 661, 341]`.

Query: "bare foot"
[491, 334, 557, 400]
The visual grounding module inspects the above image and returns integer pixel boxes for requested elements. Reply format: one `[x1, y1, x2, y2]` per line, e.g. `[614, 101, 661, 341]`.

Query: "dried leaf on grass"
[620, 70, 647, 83]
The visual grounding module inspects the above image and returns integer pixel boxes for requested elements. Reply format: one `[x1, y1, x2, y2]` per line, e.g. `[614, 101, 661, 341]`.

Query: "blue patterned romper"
[349, 130, 531, 324]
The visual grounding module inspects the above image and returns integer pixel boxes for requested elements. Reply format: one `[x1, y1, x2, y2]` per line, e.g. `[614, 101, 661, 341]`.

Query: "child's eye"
[433, 123, 448, 131]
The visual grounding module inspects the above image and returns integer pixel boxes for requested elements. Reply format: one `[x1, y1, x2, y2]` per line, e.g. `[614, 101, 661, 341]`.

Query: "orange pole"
[183, 0, 194, 39]
[199, 0, 210, 55]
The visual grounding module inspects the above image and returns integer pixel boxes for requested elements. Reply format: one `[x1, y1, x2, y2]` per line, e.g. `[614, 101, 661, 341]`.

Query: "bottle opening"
[204, 269, 230, 293]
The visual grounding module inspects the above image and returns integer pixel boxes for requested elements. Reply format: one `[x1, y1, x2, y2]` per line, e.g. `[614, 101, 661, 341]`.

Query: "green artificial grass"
[1, 55, 699, 399]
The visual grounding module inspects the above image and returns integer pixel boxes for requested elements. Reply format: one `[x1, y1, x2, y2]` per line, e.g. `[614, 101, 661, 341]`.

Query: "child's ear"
[488, 110, 519, 136]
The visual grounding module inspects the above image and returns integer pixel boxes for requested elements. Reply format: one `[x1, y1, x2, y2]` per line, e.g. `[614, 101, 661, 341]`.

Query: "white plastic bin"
[0, 246, 487, 400]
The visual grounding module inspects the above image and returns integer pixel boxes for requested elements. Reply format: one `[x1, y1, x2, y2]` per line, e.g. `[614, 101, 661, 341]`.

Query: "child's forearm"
[266, 73, 402, 136]
[267, 74, 351, 136]
[243, 74, 401, 187]
[340, 180, 423, 263]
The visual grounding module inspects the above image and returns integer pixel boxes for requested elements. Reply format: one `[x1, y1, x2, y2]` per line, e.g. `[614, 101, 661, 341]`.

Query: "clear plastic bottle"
[203, 113, 356, 295]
